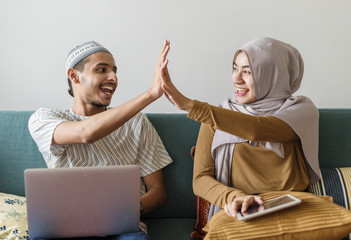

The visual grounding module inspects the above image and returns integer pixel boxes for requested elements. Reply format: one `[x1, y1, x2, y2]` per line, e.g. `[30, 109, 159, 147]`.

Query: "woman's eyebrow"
[233, 62, 250, 69]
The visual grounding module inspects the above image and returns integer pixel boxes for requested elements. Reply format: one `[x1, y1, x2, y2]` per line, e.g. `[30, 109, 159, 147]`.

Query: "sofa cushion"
[0, 192, 29, 239]
[203, 191, 351, 240]
[308, 167, 351, 210]
[191, 196, 210, 239]
[308, 167, 351, 240]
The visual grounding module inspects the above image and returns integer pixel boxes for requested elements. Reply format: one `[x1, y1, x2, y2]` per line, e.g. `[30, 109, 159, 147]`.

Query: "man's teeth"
[101, 86, 114, 91]
[100, 86, 115, 95]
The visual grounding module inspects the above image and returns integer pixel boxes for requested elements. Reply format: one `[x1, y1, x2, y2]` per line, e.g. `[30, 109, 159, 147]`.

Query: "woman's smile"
[236, 87, 249, 97]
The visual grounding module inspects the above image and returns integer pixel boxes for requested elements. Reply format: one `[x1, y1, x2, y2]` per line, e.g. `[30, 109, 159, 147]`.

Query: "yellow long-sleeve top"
[189, 100, 309, 208]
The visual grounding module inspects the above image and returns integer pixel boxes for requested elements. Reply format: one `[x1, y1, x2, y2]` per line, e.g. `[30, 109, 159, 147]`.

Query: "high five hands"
[150, 40, 171, 100]
[159, 40, 194, 113]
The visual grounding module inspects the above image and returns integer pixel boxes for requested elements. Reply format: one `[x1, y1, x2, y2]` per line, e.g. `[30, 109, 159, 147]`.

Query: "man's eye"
[97, 68, 106, 73]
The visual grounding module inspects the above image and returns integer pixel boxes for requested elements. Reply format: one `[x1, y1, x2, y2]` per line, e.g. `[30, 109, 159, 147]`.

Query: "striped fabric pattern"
[308, 167, 351, 240]
[203, 191, 351, 240]
[28, 108, 172, 195]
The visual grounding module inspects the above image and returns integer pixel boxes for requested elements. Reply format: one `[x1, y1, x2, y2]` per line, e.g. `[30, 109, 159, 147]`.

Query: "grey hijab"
[208, 37, 320, 220]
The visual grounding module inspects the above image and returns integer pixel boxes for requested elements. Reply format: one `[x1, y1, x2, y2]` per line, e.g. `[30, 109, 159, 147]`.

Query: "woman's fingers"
[254, 196, 264, 205]
[224, 201, 240, 217]
[224, 195, 264, 217]
[224, 204, 230, 216]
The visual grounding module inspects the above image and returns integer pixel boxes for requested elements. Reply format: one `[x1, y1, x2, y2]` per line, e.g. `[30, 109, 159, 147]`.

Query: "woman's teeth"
[237, 88, 248, 93]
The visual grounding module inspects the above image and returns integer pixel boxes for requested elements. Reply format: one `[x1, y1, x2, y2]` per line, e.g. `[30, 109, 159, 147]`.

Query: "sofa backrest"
[0, 111, 46, 195]
[0, 109, 351, 218]
[0, 111, 200, 218]
[144, 114, 200, 218]
[318, 109, 351, 168]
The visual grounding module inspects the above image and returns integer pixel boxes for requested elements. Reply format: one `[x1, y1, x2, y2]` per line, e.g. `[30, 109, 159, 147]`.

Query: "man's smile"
[99, 84, 116, 96]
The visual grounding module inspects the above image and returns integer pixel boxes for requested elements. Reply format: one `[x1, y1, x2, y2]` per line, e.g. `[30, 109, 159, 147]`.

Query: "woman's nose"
[232, 71, 244, 84]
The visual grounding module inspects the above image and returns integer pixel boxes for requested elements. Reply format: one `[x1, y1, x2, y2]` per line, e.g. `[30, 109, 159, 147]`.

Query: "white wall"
[1, 0, 350, 113]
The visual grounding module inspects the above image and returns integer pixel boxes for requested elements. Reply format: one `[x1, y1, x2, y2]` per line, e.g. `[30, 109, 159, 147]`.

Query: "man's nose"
[109, 72, 118, 83]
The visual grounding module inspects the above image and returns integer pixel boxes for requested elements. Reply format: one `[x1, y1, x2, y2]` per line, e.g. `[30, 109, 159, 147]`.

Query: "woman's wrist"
[184, 99, 195, 112]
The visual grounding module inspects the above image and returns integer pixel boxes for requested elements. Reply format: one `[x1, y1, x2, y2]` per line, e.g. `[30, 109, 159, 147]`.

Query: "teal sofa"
[0, 110, 351, 240]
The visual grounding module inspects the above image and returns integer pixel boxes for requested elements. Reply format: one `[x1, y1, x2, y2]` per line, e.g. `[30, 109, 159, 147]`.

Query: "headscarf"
[208, 37, 320, 219]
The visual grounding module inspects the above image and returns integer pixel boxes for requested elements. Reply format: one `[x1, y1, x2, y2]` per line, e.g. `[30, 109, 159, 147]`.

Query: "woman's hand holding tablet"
[236, 194, 302, 221]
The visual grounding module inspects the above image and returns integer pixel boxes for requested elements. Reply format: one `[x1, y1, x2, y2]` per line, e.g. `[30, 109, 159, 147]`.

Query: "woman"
[159, 37, 320, 220]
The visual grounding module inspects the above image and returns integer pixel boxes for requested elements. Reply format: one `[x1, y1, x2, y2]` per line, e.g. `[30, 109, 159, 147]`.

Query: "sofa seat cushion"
[143, 217, 196, 240]
[0, 192, 29, 239]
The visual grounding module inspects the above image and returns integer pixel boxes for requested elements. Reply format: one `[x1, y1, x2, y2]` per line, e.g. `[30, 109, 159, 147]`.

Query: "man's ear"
[67, 68, 80, 84]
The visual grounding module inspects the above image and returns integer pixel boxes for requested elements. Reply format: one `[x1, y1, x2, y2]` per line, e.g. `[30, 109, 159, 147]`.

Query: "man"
[28, 40, 172, 240]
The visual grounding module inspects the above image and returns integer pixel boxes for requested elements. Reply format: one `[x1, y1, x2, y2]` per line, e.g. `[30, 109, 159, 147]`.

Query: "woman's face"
[232, 51, 256, 104]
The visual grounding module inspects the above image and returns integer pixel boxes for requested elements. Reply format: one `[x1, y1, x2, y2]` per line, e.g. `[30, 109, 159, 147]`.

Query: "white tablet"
[236, 194, 302, 221]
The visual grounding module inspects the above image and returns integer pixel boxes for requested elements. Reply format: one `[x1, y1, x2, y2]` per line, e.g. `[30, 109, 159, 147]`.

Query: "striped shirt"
[28, 108, 173, 195]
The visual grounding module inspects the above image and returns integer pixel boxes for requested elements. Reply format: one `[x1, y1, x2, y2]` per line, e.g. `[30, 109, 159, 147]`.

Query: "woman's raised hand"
[159, 44, 194, 112]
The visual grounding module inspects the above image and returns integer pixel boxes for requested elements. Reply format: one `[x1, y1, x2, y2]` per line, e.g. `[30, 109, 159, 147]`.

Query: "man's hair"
[67, 57, 89, 97]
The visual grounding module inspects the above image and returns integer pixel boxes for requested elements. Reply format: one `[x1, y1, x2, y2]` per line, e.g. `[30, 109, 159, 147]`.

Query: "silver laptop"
[24, 165, 140, 239]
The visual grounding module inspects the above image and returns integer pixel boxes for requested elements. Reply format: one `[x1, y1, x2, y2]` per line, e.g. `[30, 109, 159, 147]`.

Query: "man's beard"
[91, 101, 109, 108]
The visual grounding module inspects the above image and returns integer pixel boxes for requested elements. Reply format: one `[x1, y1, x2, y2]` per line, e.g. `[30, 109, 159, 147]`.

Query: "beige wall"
[1, 0, 350, 112]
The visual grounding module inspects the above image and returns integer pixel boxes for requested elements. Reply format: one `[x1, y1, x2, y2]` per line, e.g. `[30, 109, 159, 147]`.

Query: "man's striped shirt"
[28, 108, 172, 195]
